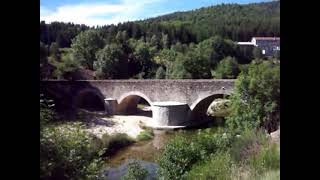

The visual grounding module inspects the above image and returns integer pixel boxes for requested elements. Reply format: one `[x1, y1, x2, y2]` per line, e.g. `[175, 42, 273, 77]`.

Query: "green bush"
[226, 60, 280, 132]
[230, 129, 269, 163]
[212, 56, 240, 79]
[101, 133, 135, 156]
[136, 128, 154, 141]
[40, 124, 103, 180]
[249, 143, 280, 176]
[121, 160, 148, 180]
[157, 135, 200, 180]
[186, 152, 233, 180]
[155, 66, 166, 79]
[52, 53, 80, 79]
[157, 128, 234, 180]
[40, 95, 56, 128]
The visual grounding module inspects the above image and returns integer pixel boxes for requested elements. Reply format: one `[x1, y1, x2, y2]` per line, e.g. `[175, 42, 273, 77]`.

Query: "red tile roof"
[253, 37, 280, 40]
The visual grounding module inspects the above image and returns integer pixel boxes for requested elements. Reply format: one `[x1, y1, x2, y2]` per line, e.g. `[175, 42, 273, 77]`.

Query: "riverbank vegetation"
[157, 60, 280, 180]
[136, 128, 154, 141]
[40, 98, 103, 180]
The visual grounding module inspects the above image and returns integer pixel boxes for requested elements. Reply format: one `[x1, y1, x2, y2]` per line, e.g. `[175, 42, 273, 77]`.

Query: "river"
[102, 121, 219, 179]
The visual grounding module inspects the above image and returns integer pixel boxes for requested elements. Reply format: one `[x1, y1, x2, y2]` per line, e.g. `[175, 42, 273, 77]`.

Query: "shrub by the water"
[226, 60, 280, 133]
[40, 124, 103, 180]
[157, 135, 200, 180]
[186, 152, 233, 180]
[101, 133, 135, 156]
[157, 128, 234, 180]
[136, 128, 154, 141]
[121, 160, 148, 180]
[40, 95, 56, 127]
[230, 129, 269, 163]
[248, 143, 280, 176]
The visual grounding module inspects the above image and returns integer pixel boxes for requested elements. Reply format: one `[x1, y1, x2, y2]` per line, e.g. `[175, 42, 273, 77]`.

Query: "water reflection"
[105, 129, 176, 167]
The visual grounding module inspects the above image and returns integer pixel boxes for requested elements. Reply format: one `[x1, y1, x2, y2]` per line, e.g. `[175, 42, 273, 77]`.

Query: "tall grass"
[249, 143, 280, 176]
[230, 129, 269, 163]
[258, 170, 280, 180]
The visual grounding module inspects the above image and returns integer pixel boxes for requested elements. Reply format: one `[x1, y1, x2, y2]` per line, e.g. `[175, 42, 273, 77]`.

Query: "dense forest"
[40, 1, 280, 80]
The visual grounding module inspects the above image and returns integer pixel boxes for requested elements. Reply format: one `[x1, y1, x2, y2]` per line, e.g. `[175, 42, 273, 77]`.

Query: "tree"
[167, 53, 192, 79]
[226, 60, 280, 133]
[40, 41, 48, 64]
[150, 34, 160, 49]
[49, 42, 61, 60]
[40, 124, 103, 180]
[93, 43, 127, 79]
[133, 40, 154, 78]
[155, 66, 166, 79]
[71, 30, 105, 70]
[253, 47, 263, 59]
[115, 30, 129, 43]
[53, 53, 80, 80]
[212, 56, 240, 79]
[161, 33, 170, 49]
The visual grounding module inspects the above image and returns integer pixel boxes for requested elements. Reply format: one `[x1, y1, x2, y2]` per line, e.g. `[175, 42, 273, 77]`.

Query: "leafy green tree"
[94, 43, 127, 79]
[133, 40, 153, 77]
[253, 47, 263, 59]
[213, 56, 240, 79]
[155, 66, 166, 79]
[161, 33, 169, 49]
[166, 53, 192, 79]
[53, 53, 80, 80]
[71, 30, 105, 70]
[226, 60, 280, 133]
[40, 41, 48, 64]
[158, 128, 233, 180]
[49, 42, 61, 60]
[150, 35, 160, 48]
[116, 30, 129, 44]
[40, 124, 103, 180]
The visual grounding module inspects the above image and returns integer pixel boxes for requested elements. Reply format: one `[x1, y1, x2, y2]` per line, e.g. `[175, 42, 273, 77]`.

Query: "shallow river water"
[103, 123, 219, 179]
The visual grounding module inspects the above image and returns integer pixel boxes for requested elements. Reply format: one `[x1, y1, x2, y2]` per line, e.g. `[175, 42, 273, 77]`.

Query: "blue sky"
[40, 0, 271, 26]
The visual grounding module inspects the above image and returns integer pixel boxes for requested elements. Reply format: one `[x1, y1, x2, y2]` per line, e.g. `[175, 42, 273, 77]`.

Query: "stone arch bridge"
[41, 79, 235, 127]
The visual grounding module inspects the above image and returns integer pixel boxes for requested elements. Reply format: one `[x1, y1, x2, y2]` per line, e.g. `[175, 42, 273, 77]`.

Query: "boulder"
[207, 99, 231, 117]
[270, 127, 280, 144]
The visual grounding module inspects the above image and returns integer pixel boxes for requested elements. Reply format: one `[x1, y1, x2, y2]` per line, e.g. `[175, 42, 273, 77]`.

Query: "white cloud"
[40, 0, 167, 26]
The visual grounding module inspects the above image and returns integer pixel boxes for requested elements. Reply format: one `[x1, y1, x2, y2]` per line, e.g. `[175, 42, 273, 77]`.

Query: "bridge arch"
[73, 88, 106, 112]
[117, 91, 152, 115]
[189, 91, 231, 123]
[118, 91, 152, 105]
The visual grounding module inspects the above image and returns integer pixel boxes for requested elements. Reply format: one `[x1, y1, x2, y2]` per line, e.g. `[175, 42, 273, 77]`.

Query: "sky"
[40, 0, 271, 27]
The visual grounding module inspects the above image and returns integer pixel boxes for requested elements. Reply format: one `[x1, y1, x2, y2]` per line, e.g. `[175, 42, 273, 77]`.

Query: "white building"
[237, 37, 280, 56]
